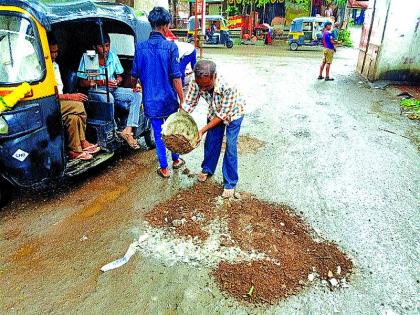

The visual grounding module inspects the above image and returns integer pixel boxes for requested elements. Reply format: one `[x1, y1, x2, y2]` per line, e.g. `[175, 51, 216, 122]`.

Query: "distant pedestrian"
[174, 41, 197, 86]
[331, 22, 340, 41]
[131, 7, 185, 178]
[324, 5, 333, 17]
[318, 21, 336, 81]
[182, 60, 246, 198]
[165, 32, 197, 86]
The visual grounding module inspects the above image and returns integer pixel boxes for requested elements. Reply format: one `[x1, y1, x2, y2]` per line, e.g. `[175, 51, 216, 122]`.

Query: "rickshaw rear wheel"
[144, 130, 156, 150]
[0, 177, 12, 207]
[290, 42, 299, 51]
[226, 40, 234, 49]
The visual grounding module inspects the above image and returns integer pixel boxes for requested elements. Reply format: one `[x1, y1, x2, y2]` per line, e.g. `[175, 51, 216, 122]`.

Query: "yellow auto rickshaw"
[0, 0, 153, 204]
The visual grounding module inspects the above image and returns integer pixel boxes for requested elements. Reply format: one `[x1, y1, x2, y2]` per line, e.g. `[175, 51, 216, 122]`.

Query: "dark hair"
[47, 32, 58, 46]
[324, 21, 333, 27]
[94, 33, 110, 46]
[148, 7, 172, 29]
[194, 60, 217, 78]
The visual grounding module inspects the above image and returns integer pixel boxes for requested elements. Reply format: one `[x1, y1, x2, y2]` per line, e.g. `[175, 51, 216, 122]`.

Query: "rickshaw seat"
[63, 70, 78, 94]
[63, 71, 114, 123]
[85, 100, 114, 122]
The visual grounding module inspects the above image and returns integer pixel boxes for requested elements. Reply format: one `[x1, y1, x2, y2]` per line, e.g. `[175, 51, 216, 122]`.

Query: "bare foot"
[197, 172, 208, 182]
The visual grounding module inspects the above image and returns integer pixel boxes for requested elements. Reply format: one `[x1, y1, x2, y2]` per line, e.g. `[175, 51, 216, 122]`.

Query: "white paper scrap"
[100, 234, 149, 272]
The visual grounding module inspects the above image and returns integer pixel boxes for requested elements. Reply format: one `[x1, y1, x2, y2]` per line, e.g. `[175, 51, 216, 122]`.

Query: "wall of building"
[375, 0, 420, 81]
[358, 0, 420, 82]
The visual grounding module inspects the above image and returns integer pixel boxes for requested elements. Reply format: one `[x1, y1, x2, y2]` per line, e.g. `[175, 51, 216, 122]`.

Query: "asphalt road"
[1, 42, 419, 314]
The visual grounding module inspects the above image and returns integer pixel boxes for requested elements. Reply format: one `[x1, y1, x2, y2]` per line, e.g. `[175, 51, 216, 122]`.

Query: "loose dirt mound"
[214, 196, 352, 304]
[144, 182, 222, 240]
[144, 183, 353, 304]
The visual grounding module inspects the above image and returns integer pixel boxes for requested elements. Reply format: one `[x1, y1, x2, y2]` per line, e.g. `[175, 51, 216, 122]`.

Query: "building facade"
[357, 0, 420, 82]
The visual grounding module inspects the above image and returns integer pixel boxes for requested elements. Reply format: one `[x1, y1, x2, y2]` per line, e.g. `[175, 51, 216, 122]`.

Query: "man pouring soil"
[182, 60, 245, 198]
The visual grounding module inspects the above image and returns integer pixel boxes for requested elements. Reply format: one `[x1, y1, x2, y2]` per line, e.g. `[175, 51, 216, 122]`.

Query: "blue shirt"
[77, 50, 124, 80]
[131, 32, 181, 119]
[323, 31, 335, 50]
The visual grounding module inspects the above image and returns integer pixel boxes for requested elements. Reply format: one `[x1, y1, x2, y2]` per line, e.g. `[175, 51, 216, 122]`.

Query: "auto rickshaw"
[187, 15, 234, 48]
[0, 0, 153, 204]
[288, 17, 331, 51]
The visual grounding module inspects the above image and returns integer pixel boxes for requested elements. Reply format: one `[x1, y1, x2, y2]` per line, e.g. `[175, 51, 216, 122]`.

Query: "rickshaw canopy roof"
[2, 0, 151, 40]
[290, 17, 331, 32]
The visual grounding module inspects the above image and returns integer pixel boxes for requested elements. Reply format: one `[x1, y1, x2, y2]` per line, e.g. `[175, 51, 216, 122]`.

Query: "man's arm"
[173, 78, 184, 106]
[182, 80, 200, 112]
[58, 93, 88, 102]
[79, 78, 105, 88]
[168, 43, 184, 106]
[329, 34, 336, 52]
[199, 117, 222, 140]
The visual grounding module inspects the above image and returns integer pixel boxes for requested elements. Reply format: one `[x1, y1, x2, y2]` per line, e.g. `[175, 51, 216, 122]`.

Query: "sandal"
[83, 144, 100, 155]
[118, 131, 140, 150]
[173, 158, 185, 169]
[222, 189, 240, 199]
[157, 168, 170, 178]
[197, 172, 209, 182]
[69, 151, 93, 161]
[317, 75, 324, 80]
[325, 77, 335, 81]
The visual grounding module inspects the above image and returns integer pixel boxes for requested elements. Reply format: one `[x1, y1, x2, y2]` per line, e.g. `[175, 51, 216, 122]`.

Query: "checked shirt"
[183, 77, 245, 124]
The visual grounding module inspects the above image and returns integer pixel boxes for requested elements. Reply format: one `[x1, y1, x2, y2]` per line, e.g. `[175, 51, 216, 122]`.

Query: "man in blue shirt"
[318, 21, 336, 81]
[131, 7, 185, 178]
[78, 33, 141, 149]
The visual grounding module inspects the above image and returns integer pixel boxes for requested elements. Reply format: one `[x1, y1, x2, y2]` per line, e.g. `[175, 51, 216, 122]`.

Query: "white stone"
[329, 278, 339, 287]
[308, 273, 316, 281]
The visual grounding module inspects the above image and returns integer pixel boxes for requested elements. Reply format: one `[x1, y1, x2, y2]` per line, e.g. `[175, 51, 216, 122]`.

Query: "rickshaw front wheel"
[226, 40, 234, 49]
[290, 42, 299, 51]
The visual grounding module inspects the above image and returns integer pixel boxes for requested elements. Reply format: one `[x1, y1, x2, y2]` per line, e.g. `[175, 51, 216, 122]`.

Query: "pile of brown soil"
[144, 183, 353, 304]
[144, 182, 222, 240]
[163, 134, 196, 154]
[213, 196, 353, 304]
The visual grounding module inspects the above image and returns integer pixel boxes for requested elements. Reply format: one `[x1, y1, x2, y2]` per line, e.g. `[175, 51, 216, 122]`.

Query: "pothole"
[292, 129, 311, 138]
[142, 182, 353, 305]
[222, 135, 266, 155]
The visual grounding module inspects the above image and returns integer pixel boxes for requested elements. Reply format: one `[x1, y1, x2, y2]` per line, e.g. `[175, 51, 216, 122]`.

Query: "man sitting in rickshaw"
[206, 21, 217, 42]
[48, 34, 100, 161]
[77, 33, 141, 149]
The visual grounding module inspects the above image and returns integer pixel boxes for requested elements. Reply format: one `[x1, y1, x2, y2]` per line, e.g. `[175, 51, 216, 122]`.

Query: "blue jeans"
[179, 50, 197, 85]
[202, 116, 243, 189]
[150, 118, 179, 169]
[89, 87, 141, 128]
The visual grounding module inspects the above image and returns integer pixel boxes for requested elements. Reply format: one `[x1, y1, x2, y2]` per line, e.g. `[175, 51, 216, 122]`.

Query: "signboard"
[228, 15, 244, 29]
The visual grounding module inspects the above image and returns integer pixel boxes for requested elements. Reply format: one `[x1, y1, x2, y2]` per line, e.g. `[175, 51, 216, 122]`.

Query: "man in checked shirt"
[182, 60, 245, 198]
